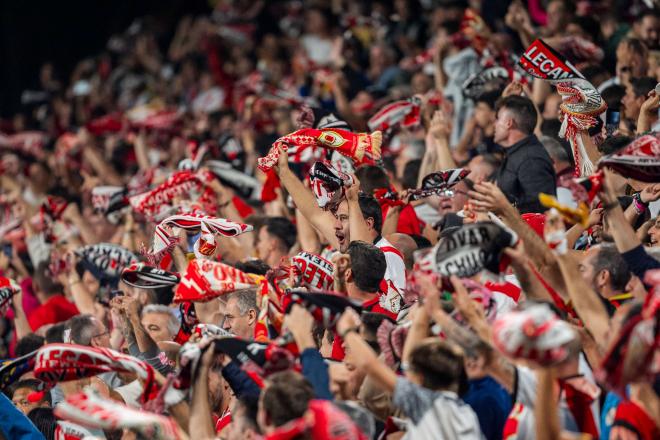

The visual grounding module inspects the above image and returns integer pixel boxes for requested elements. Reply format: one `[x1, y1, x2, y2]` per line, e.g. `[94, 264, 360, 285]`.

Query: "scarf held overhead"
[174, 259, 263, 303]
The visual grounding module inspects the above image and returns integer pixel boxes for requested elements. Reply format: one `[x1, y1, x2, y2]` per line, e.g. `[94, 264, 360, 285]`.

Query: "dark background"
[0, 0, 208, 117]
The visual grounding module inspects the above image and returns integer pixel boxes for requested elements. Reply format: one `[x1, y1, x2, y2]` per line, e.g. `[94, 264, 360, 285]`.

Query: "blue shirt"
[463, 376, 513, 440]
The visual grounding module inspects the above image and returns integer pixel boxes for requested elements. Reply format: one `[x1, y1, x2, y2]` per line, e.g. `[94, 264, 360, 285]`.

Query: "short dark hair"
[9, 379, 51, 405]
[15, 334, 44, 357]
[33, 262, 63, 297]
[402, 159, 422, 190]
[619, 37, 648, 58]
[475, 90, 501, 110]
[599, 135, 633, 155]
[630, 76, 657, 98]
[347, 241, 386, 293]
[409, 339, 467, 392]
[262, 217, 297, 250]
[592, 244, 632, 292]
[27, 407, 56, 440]
[358, 193, 383, 234]
[68, 314, 96, 346]
[234, 259, 271, 276]
[356, 165, 391, 194]
[361, 312, 395, 347]
[496, 95, 538, 135]
[45, 323, 67, 344]
[261, 371, 314, 428]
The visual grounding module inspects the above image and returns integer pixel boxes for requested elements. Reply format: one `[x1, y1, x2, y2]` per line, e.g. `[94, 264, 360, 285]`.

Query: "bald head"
[385, 233, 418, 270]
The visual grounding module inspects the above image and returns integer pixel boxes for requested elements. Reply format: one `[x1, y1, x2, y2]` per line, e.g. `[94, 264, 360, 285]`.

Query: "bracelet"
[632, 192, 648, 214]
[339, 326, 360, 339]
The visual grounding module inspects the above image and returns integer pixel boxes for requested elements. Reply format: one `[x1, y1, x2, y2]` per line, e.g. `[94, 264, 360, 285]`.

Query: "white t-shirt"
[375, 236, 407, 313]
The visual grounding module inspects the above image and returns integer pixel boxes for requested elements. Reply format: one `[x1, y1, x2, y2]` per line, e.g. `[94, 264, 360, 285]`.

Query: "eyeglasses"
[92, 330, 109, 339]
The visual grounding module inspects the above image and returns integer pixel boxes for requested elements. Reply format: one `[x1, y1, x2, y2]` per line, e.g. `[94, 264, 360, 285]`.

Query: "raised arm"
[346, 177, 372, 243]
[273, 146, 339, 249]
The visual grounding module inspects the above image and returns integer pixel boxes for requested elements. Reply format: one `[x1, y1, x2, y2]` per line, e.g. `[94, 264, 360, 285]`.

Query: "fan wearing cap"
[274, 145, 406, 313]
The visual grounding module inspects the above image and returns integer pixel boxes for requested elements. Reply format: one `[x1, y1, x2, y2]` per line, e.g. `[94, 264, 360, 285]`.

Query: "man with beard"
[577, 243, 633, 313]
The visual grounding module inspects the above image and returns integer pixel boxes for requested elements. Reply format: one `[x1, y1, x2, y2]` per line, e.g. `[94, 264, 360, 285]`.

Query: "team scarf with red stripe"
[91, 186, 129, 221]
[146, 213, 253, 263]
[34, 344, 158, 404]
[492, 303, 578, 365]
[129, 170, 217, 220]
[0, 131, 47, 160]
[267, 252, 335, 294]
[519, 39, 606, 177]
[54, 420, 97, 440]
[452, 279, 499, 324]
[174, 259, 263, 303]
[463, 66, 514, 99]
[598, 134, 660, 182]
[0, 276, 20, 316]
[309, 160, 354, 209]
[598, 271, 659, 395]
[257, 128, 382, 173]
[120, 262, 180, 289]
[408, 168, 470, 201]
[74, 243, 138, 284]
[54, 388, 182, 439]
[367, 97, 421, 133]
[373, 188, 405, 208]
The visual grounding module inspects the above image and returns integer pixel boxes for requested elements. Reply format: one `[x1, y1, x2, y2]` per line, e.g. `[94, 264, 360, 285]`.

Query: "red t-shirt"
[612, 401, 660, 440]
[27, 294, 79, 331]
[382, 204, 425, 236]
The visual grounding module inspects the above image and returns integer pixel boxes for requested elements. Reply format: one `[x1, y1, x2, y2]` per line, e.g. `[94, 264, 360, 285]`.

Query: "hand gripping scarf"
[174, 259, 263, 303]
[129, 169, 216, 220]
[309, 160, 354, 209]
[492, 303, 578, 365]
[120, 262, 180, 289]
[282, 290, 362, 329]
[597, 271, 659, 395]
[257, 128, 382, 173]
[451, 279, 499, 324]
[0, 276, 20, 316]
[421, 221, 517, 280]
[75, 243, 138, 284]
[265, 400, 367, 440]
[598, 134, 660, 182]
[0, 350, 37, 390]
[408, 169, 470, 201]
[268, 252, 335, 293]
[519, 39, 607, 177]
[463, 67, 512, 99]
[367, 97, 422, 133]
[192, 323, 233, 340]
[34, 344, 157, 404]
[373, 188, 405, 208]
[147, 213, 253, 263]
[54, 388, 181, 439]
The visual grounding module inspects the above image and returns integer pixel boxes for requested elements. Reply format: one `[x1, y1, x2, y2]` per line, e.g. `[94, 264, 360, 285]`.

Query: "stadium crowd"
[0, 0, 659, 439]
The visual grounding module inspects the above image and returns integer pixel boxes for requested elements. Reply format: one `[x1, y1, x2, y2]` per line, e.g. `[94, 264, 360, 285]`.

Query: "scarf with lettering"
[0, 276, 20, 316]
[598, 271, 659, 395]
[53, 420, 97, 440]
[492, 303, 578, 365]
[408, 169, 470, 201]
[145, 212, 253, 263]
[421, 221, 517, 280]
[282, 290, 362, 329]
[598, 134, 660, 182]
[34, 344, 157, 403]
[519, 39, 606, 177]
[129, 170, 217, 220]
[268, 252, 335, 295]
[367, 97, 421, 133]
[74, 243, 138, 286]
[309, 160, 354, 209]
[54, 389, 181, 439]
[174, 259, 263, 303]
[120, 262, 180, 289]
[265, 400, 367, 440]
[0, 350, 37, 390]
[257, 128, 382, 173]
[463, 66, 512, 99]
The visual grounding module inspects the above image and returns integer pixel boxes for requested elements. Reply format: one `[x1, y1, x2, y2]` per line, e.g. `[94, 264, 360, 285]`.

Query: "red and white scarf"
[367, 97, 421, 133]
[257, 128, 382, 173]
[147, 213, 253, 262]
[598, 134, 660, 182]
[309, 160, 354, 209]
[174, 259, 263, 303]
[268, 252, 335, 293]
[34, 344, 157, 404]
[519, 39, 606, 177]
[54, 388, 181, 439]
